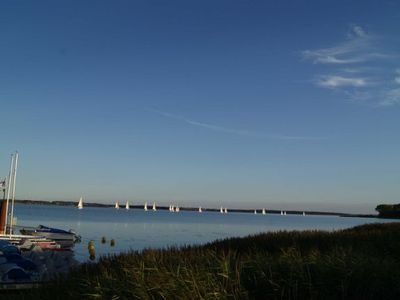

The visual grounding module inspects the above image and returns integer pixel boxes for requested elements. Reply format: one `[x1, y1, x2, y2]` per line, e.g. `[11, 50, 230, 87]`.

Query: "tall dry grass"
[15, 222, 400, 299]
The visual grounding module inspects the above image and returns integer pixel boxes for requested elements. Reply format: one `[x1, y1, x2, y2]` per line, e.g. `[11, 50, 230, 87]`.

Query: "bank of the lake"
[13, 222, 400, 300]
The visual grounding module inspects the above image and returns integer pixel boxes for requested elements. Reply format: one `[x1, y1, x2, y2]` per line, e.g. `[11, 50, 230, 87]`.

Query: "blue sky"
[1, 0, 399, 213]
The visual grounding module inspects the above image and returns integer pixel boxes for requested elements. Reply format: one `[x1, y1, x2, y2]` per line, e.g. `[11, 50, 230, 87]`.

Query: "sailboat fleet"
[76, 198, 307, 218]
[73, 189, 307, 218]
[75, 195, 307, 217]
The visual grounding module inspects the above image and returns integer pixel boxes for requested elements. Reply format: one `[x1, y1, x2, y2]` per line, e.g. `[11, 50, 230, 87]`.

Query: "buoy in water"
[88, 240, 96, 260]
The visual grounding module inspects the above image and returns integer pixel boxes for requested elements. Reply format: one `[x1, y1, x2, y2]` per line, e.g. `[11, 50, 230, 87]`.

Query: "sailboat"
[254, 210, 257, 214]
[125, 201, 130, 210]
[303, 211, 306, 216]
[77, 197, 83, 210]
[262, 208, 266, 215]
[284, 211, 287, 216]
[220, 207, 224, 214]
[144, 202, 148, 211]
[280, 210, 283, 215]
[175, 206, 180, 212]
[152, 202, 157, 211]
[224, 208, 228, 214]
[115, 202, 120, 209]
[199, 207, 202, 213]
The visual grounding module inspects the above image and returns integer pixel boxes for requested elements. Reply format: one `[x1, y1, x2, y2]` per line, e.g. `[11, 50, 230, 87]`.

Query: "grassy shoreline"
[16, 222, 400, 299]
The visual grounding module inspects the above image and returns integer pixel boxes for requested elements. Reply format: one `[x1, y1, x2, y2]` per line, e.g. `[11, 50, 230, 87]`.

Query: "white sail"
[77, 197, 83, 209]
[224, 208, 228, 214]
[152, 202, 156, 211]
[284, 211, 287, 215]
[254, 210, 257, 214]
[199, 207, 202, 213]
[220, 207, 224, 213]
[303, 211, 306, 216]
[175, 206, 180, 212]
[144, 202, 148, 211]
[115, 202, 120, 209]
[262, 208, 266, 215]
[280, 210, 283, 215]
[125, 201, 130, 210]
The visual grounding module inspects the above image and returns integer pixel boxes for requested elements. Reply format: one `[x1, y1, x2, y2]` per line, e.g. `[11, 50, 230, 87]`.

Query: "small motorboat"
[19, 225, 81, 243]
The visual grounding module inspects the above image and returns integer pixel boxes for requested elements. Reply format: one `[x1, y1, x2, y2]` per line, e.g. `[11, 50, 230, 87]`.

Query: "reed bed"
[15, 222, 400, 300]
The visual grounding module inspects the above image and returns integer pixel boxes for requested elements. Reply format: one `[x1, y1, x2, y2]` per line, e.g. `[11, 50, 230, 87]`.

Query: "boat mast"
[9, 151, 18, 236]
[3, 153, 14, 234]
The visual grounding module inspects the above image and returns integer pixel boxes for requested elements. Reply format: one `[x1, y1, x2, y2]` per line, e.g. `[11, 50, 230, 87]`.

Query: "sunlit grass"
[15, 222, 400, 299]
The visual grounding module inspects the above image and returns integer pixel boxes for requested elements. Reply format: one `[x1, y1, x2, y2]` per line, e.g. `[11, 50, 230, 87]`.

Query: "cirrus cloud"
[316, 75, 369, 88]
[302, 25, 400, 107]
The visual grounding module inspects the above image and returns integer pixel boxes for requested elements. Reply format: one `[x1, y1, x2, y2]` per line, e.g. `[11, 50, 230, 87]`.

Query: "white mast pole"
[9, 151, 18, 236]
[4, 153, 14, 234]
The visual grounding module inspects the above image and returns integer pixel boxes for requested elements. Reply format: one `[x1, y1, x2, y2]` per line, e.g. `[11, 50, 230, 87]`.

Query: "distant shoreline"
[13, 199, 383, 219]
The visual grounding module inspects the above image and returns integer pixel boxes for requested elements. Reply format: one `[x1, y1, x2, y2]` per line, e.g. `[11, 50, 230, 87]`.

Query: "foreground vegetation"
[16, 222, 400, 299]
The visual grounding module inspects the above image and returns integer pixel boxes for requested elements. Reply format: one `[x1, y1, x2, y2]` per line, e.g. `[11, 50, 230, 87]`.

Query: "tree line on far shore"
[376, 203, 400, 217]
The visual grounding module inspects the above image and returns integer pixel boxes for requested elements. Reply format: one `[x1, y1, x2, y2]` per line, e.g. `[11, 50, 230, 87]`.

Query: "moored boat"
[19, 225, 81, 243]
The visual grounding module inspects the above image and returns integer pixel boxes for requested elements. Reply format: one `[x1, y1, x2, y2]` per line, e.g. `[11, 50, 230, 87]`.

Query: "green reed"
[15, 222, 400, 300]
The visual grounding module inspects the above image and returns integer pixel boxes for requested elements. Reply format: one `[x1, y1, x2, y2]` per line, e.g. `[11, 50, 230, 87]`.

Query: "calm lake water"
[13, 204, 397, 262]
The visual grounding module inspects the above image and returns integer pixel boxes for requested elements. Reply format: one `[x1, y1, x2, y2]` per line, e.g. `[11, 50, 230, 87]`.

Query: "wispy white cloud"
[303, 51, 363, 64]
[302, 26, 370, 65]
[344, 90, 373, 104]
[394, 69, 400, 84]
[302, 25, 391, 66]
[150, 109, 325, 141]
[302, 24, 400, 107]
[379, 88, 400, 106]
[316, 75, 369, 88]
[349, 25, 367, 38]
[342, 67, 364, 73]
